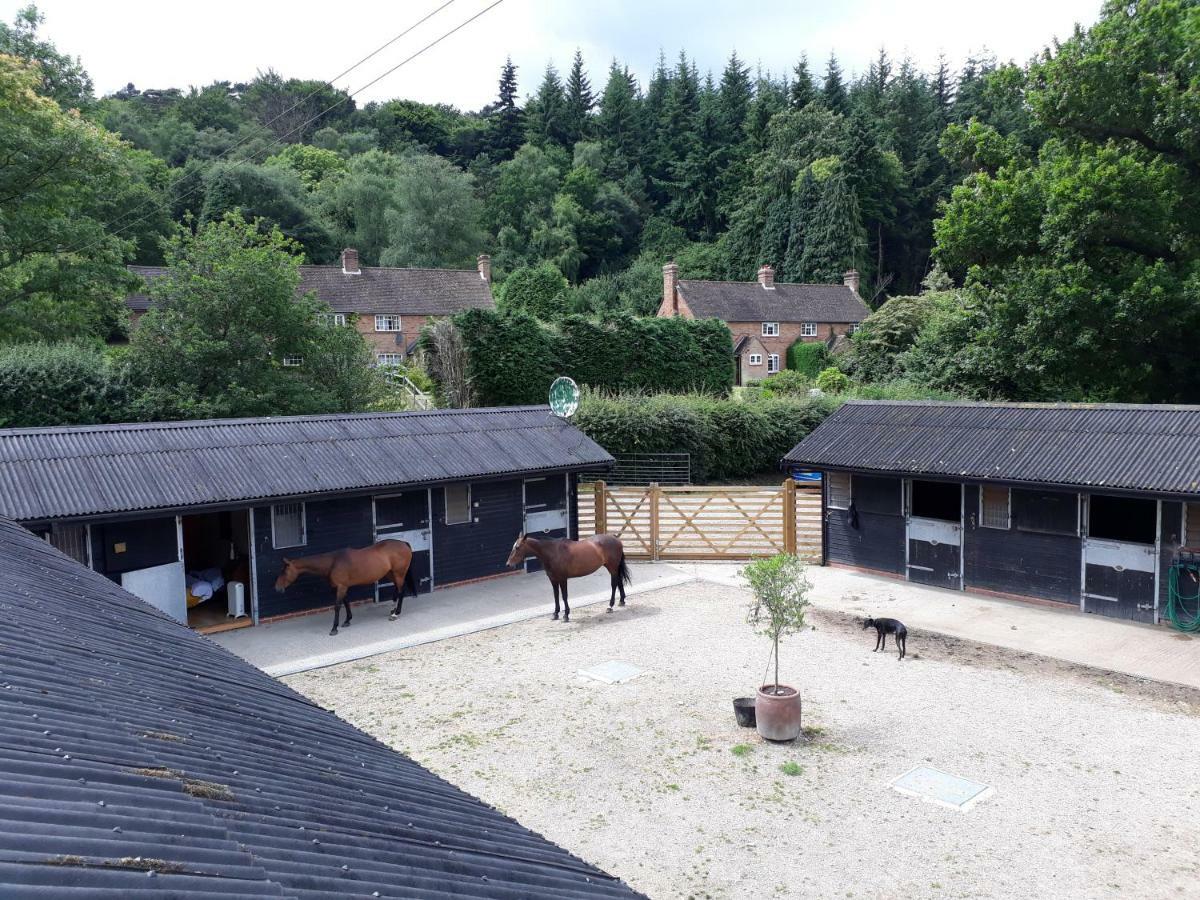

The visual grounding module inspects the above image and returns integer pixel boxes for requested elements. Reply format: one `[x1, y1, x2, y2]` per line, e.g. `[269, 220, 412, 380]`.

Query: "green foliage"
[743, 553, 811, 691]
[786, 341, 829, 377]
[497, 263, 569, 319]
[757, 369, 811, 396]
[200, 162, 334, 261]
[815, 367, 850, 394]
[0, 342, 130, 427]
[264, 144, 346, 190]
[378, 152, 484, 268]
[0, 5, 93, 108]
[848, 290, 939, 382]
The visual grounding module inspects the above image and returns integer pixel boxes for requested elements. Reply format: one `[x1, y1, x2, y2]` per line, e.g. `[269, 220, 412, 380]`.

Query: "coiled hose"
[1167, 562, 1200, 633]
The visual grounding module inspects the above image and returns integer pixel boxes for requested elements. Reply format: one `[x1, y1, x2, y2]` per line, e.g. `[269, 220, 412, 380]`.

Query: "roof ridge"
[678, 277, 850, 288]
[841, 399, 1200, 412]
[298, 263, 480, 276]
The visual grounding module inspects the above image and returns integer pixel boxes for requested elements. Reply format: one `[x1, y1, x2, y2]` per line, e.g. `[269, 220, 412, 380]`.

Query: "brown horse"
[274, 539, 416, 635]
[506, 533, 631, 623]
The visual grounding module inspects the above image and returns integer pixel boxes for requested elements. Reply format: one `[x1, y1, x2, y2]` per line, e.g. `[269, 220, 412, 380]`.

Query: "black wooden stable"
[785, 401, 1200, 625]
[0, 407, 611, 631]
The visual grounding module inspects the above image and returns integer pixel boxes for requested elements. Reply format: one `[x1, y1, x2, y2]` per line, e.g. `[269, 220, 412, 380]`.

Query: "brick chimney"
[341, 248, 361, 275]
[477, 253, 491, 284]
[843, 269, 861, 294]
[757, 264, 776, 290]
[663, 262, 679, 314]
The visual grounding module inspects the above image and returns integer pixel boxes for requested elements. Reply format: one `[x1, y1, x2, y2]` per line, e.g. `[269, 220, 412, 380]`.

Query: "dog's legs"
[898, 634, 906, 660]
[873, 632, 881, 652]
[880, 632, 887, 652]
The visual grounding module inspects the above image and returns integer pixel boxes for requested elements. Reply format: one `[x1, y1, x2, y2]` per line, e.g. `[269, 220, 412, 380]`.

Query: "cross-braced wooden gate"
[578, 481, 822, 561]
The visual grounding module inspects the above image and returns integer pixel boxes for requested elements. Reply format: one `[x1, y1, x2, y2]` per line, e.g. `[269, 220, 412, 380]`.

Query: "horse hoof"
[606, 607, 613, 614]
[562, 616, 570, 623]
[330, 629, 338, 636]
[619, 601, 626, 607]
[551, 613, 559, 621]
[389, 613, 398, 622]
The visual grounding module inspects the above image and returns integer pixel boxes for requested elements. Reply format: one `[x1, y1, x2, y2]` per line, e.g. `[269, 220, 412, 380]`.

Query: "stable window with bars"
[444, 484, 471, 525]
[828, 472, 852, 510]
[979, 485, 1010, 529]
[271, 502, 306, 549]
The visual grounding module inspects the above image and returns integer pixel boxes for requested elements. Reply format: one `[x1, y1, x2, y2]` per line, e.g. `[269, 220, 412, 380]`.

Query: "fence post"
[783, 478, 796, 554]
[595, 480, 607, 535]
[649, 481, 661, 561]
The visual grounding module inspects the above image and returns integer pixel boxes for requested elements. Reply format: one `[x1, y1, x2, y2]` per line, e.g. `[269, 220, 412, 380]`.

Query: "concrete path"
[211, 561, 692, 677]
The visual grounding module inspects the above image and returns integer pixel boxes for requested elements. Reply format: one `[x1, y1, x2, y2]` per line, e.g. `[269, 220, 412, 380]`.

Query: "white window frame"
[375, 314, 402, 332]
[376, 352, 404, 367]
[979, 485, 1011, 530]
[748, 353, 763, 366]
[271, 502, 307, 549]
[281, 356, 303, 367]
[801, 322, 818, 337]
[767, 354, 780, 374]
[761, 322, 779, 337]
[319, 312, 347, 327]
[444, 484, 472, 525]
[828, 472, 852, 510]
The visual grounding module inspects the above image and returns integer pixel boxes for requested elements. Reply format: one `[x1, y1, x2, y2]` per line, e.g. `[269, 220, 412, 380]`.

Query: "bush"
[758, 369, 812, 396]
[787, 341, 830, 377]
[0, 343, 131, 428]
[815, 367, 850, 394]
[497, 262, 569, 319]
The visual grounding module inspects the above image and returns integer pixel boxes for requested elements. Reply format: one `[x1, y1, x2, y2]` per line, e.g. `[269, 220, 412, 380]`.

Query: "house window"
[1185, 502, 1200, 547]
[846, 323, 857, 335]
[282, 356, 303, 367]
[748, 353, 763, 366]
[761, 322, 779, 337]
[767, 354, 780, 374]
[801, 322, 817, 337]
[375, 315, 402, 332]
[828, 472, 852, 510]
[979, 485, 1010, 529]
[376, 352, 404, 367]
[271, 502, 306, 549]
[444, 484, 471, 525]
[319, 313, 347, 327]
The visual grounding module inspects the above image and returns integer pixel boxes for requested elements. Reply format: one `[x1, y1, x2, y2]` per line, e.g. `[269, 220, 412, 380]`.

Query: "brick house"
[656, 262, 871, 385]
[126, 249, 495, 366]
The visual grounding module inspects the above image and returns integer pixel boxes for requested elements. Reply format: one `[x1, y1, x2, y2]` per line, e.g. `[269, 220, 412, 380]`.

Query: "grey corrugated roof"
[127, 263, 494, 317]
[0, 516, 642, 898]
[677, 280, 869, 323]
[784, 400, 1200, 496]
[0, 407, 613, 522]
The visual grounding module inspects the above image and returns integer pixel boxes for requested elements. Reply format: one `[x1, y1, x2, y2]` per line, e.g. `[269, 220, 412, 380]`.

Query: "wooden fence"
[577, 480, 822, 561]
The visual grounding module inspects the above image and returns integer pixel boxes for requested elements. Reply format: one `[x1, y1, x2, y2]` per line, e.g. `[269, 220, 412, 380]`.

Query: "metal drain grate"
[577, 660, 646, 684]
[891, 766, 993, 811]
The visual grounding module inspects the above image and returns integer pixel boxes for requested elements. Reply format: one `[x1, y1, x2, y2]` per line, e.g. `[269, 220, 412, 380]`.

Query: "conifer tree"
[799, 169, 866, 283]
[789, 55, 817, 109]
[563, 49, 594, 145]
[596, 61, 640, 170]
[488, 57, 524, 161]
[821, 52, 849, 114]
[524, 64, 567, 148]
[781, 169, 819, 280]
[716, 52, 752, 149]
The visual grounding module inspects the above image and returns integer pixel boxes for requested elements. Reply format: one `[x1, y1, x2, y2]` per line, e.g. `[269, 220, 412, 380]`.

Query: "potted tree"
[743, 553, 811, 741]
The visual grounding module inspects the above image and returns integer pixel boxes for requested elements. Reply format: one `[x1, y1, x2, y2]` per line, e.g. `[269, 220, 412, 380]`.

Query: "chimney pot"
[477, 253, 492, 284]
[341, 248, 361, 275]
[663, 262, 679, 315]
[757, 264, 775, 290]
[842, 269, 860, 294]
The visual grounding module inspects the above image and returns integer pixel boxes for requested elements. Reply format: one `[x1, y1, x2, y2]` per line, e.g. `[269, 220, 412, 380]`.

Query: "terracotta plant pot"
[755, 684, 802, 741]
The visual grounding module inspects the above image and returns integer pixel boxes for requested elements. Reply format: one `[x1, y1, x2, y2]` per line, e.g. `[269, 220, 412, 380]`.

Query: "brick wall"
[353, 314, 432, 362]
[727, 321, 855, 359]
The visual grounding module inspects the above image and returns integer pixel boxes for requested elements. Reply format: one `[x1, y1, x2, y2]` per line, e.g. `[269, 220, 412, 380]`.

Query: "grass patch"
[182, 779, 235, 802]
[132, 767, 184, 779]
[138, 730, 183, 742]
[45, 855, 85, 866]
[730, 744, 753, 757]
[779, 761, 804, 777]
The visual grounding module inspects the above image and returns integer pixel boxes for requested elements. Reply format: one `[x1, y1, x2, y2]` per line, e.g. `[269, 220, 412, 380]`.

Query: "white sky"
[11, 0, 1102, 110]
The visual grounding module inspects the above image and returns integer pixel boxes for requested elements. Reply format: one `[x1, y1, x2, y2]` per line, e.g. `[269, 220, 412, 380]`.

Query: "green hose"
[1167, 562, 1200, 633]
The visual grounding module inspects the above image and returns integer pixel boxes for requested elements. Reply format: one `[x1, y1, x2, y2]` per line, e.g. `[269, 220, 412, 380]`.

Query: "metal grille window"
[272, 502, 306, 549]
[767, 354, 780, 373]
[801, 322, 817, 336]
[980, 485, 1010, 529]
[375, 315, 402, 332]
[445, 484, 471, 525]
[761, 322, 779, 336]
[828, 472, 851, 510]
[748, 354, 762, 366]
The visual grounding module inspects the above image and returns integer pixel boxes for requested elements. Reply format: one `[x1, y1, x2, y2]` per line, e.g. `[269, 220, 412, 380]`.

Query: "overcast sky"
[11, 0, 1102, 110]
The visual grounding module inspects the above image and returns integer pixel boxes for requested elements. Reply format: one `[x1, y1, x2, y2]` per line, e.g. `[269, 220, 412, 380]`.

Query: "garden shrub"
[497, 262, 569, 320]
[758, 369, 812, 396]
[815, 367, 850, 394]
[787, 341, 830, 377]
[0, 343, 131, 428]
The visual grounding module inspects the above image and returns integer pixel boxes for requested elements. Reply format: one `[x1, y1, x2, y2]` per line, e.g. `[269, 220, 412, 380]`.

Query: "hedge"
[787, 340, 830, 377]
[424, 310, 735, 406]
[0, 343, 131, 428]
[573, 390, 836, 481]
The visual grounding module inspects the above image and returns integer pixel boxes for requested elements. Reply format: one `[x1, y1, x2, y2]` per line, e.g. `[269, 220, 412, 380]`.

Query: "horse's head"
[275, 558, 300, 593]
[506, 533, 530, 568]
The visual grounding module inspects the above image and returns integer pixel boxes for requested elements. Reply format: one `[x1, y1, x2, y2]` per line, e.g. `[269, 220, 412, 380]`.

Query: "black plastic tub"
[733, 697, 756, 728]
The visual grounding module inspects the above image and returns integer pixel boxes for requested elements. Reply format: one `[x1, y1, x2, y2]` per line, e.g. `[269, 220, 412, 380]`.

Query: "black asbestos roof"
[0, 516, 642, 898]
[785, 400, 1200, 496]
[677, 279, 869, 323]
[126, 264, 494, 317]
[0, 407, 613, 523]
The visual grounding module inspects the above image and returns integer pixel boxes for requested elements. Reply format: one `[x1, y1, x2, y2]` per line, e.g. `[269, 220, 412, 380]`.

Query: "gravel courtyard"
[286, 580, 1200, 900]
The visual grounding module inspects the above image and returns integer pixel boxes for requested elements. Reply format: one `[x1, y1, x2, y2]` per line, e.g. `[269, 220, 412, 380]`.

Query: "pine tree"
[744, 70, 788, 152]
[781, 169, 819, 280]
[716, 51, 751, 149]
[597, 61, 640, 171]
[822, 52, 849, 114]
[799, 169, 866, 283]
[789, 55, 817, 109]
[525, 64, 568, 148]
[563, 49, 594, 146]
[757, 194, 791, 272]
[488, 57, 524, 161]
[932, 53, 954, 125]
[669, 74, 722, 238]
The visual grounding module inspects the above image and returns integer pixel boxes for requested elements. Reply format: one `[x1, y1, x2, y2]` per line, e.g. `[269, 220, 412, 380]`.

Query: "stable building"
[0, 406, 611, 632]
[784, 401, 1200, 625]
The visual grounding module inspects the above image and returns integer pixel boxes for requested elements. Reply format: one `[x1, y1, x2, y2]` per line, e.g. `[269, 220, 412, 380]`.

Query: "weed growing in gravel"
[780, 761, 803, 776]
[731, 743, 753, 757]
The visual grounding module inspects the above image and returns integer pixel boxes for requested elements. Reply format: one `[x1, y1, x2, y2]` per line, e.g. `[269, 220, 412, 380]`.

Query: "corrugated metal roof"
[0, 407, 613, 522]
[677, 279, 869, 323]
[0, 516, 643, 898]
[784, 400, 1200, 496]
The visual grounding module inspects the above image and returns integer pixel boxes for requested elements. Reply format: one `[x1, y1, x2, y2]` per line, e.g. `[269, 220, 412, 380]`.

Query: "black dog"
[863, 617, 907, 659]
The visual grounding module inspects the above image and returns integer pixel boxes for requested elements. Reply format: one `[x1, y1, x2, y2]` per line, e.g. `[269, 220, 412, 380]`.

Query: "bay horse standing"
[274, 539, 416, 636]
[506, 533, 631, 623]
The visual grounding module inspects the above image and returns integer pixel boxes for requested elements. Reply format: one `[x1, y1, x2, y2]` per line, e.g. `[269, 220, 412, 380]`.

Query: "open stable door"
[374, 490, 433, 596]
[1082, 494, 1158, 624]
[905, 479, 963, 590]
[523, 476, 569, 573]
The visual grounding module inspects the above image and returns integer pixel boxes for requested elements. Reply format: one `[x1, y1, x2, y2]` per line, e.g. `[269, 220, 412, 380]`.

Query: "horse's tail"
[617, 553, 632, 588]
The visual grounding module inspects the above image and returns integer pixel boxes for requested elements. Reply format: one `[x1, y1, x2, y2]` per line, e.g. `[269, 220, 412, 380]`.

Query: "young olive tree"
[743, 553, 811, 694]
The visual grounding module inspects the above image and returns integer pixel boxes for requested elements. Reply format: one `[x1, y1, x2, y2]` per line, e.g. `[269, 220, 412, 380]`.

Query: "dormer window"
[762, 322, 779, 337]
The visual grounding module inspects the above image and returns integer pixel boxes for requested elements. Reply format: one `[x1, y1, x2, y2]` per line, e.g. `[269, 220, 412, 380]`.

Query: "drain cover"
[891, 766, 993, 811]
[577, 660, 646, 684]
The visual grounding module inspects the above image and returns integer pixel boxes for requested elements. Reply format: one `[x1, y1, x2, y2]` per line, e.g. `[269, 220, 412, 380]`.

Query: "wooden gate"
[578, 481, 822, 561]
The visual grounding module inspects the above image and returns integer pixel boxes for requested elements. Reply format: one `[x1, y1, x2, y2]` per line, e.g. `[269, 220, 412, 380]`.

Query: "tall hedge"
[427, 310, 735, 406]
[0, 343, 131, 428]
[787, 341, 830, 377]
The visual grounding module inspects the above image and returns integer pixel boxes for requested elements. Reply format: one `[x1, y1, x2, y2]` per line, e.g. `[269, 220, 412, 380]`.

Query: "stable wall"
[430, 478, 525, 585]
[825, 474, 905, 576]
